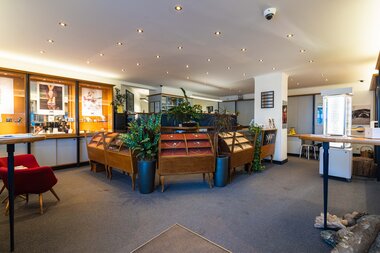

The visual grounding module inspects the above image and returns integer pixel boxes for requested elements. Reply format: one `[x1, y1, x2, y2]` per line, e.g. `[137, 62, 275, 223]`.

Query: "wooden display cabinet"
[29, 75, 76, 134]
[158, 133, 215, 191]
[218, 132, 255, 181]
[79, 82, 113, 133]
[0, 71, 27, 134]
[260, 129, 277, 162]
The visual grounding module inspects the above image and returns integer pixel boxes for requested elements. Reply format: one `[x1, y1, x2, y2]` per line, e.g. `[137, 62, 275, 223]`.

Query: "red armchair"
[0, 154, 60, 214]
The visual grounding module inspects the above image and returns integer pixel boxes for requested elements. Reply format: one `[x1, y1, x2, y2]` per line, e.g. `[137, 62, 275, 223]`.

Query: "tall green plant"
[121, 114, 161, 161]
[168, 88, 202, 124]
[111, 88, 127, 108]
[249, 124, 265, 172]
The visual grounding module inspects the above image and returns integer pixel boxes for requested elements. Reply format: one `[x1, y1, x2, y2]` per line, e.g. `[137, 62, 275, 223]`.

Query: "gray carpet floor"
[0, 157, 379, 253]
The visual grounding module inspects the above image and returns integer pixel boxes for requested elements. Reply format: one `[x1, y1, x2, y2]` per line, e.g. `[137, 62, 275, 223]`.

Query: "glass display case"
[148, 94, 185, 113]
[0, 70, 27, 134]
[79, 82, 113, 133]
[29, 75, 76, 134]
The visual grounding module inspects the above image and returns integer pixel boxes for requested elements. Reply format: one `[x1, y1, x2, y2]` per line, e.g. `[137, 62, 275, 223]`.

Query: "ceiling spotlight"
[117, 42, 123, 46]
[58, 22, 67, 27]
[186, 65, 189, 68]
[214, 31, 221, 36]
[300, 49, 306, 53]
[99, 53, 104, 56]
[86, 60, 90, 64]
[166, 71, 169, 74]
[243, 73, 246, 76]
[178, 46, 183, 50]
[156, 55, 160, 59]
[325, 78, 329, 82]
[186, 76, 190, 79]
[206, 72, 209, 75]
[207, 58, 211, 62]
[47, 39, 54, 43]
[137, 62, 140, 66]
[227, 66, 231, 70]
[286, 34, 294, 38]
[122, 69, 126, 72]
[241, 48, 247, 52]
[297, 82, 300, 86]
[39, 50, 45, 54]
[259, 59, 263, 62]
[309, 60, 314, 63]
[272, 67, 276, 70]
[321, 73, 325, 77]
[137, 29, 143, 33]
[174, 5, 182, 11]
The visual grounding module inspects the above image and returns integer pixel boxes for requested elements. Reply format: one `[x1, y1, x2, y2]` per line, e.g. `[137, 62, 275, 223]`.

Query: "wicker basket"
[360, 146, 374, 158]
[352, 157, 376, 177]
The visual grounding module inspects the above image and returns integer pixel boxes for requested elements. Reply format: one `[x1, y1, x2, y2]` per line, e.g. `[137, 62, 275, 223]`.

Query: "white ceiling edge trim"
[289, 81, 371, 96]
[0, 50, 121, 85]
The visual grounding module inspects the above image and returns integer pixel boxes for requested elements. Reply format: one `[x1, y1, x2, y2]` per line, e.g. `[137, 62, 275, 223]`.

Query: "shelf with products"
[79, 82, 113, 134]
[0, 70, 27, 134]
[29, 75, 76, 135]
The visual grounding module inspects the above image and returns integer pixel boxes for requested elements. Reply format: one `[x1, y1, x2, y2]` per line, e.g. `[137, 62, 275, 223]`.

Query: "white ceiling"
[0, 0, 379, 96]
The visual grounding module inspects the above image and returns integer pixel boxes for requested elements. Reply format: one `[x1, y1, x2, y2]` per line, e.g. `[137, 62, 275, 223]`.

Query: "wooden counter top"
[297, 134, 380, 145]
[0, 134, 46, 145]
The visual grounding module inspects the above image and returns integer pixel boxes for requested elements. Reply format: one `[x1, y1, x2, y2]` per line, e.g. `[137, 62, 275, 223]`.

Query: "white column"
[254, 72, 288, 163]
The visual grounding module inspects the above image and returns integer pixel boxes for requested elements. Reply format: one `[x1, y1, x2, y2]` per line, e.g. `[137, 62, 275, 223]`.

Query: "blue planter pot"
[214, 155, 229, 187]
[138, 160, 156, 194]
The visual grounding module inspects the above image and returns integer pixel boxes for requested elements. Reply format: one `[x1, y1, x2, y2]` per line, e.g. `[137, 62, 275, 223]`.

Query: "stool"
[299, 144, 317, 160]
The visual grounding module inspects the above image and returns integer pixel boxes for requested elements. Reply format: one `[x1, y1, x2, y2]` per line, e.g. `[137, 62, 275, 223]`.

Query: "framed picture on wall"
[261, 91, 274, 108]
[82, 87, 103, 116]
[0, 77, 14, 114]
[126, 90, 134, 112]
[37, 82, 65, 115]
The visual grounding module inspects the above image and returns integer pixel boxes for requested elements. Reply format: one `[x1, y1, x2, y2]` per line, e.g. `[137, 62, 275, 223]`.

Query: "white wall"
[119, 84, 149, 113]
[191, 99, 218, 112]
[255, 72, 288, 162]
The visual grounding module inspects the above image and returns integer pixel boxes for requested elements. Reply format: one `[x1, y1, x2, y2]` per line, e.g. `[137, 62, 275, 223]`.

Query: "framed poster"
[326, 96, 345, 135]
[82, 87, 103, 116]
[352, 105, 370, 125]
[261, 91, 274, 108]
[282, 100, 287, 129]
[0, 77, 14, 114]
[126, 90, 134, 112]
[37, 82, 65, 115]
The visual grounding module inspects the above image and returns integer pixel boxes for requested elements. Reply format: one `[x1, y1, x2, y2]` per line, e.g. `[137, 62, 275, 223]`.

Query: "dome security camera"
[264, 7, 277, 20]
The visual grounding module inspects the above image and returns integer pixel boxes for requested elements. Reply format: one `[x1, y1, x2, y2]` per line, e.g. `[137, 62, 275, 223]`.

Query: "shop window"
[0, 70, 26, 134]
[29, 75, 76, 134]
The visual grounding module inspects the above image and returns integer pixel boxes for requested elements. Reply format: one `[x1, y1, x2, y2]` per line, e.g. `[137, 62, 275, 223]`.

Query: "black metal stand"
[7, 144, 15, 251]
[322, 142, 329, 229]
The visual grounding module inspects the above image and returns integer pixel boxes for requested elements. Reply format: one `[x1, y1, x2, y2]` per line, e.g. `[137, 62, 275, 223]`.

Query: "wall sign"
[261, 91, 274, 108]
[82, 87, 103, 116]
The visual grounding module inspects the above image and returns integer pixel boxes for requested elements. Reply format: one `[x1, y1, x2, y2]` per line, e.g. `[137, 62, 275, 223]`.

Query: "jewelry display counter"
[218, 132, 255, 180]
[260, 129, 277, 162]
[158, 133, 215, 191]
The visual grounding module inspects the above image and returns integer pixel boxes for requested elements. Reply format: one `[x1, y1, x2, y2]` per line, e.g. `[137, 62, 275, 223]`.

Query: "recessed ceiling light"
[227, 66, 231, 70]
[206, 72, 209, 75]
[325, 78, 329, 82]
[259, 59, 263, 62]
[47, 39, 54, 43]
[122, 69, 126, 72]
[178, 46, 183, 50]
[321, 73, 325, 76]
[243, 73, 246, 76]
[186, 76, 190, 79]
[137, 29, 143, 33]
[39, 50, 45, 54]
[99, 53, 104, 56]
[137, 62, 140, 66]
[58, 22, 67, 27]
[186, 65, 189, 68]
[207, 58, 211, 62]
[156, 55, 160, 59]
[241, 48, 247, 52]
[117, 42, 123, 46]
[86, 60, 90, 64]
[300, 49, 306, 53]
[166, 71, 169, 74]
[174, 5, 182, 11]
[309, 60, 314, 63]
[286, 34, 294, 38]
[214, 31, 221, 36]
[272, 67, 276, 70]
[297, 82, 300, 86]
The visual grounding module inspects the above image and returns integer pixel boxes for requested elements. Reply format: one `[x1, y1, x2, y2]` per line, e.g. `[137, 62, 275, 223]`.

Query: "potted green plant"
[168, 88, 202, 126]
[111, 88, 127, 113]
[211, 110, 234, 187]
[121, 114, 161, 193]
[249, 124, 265, 172]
